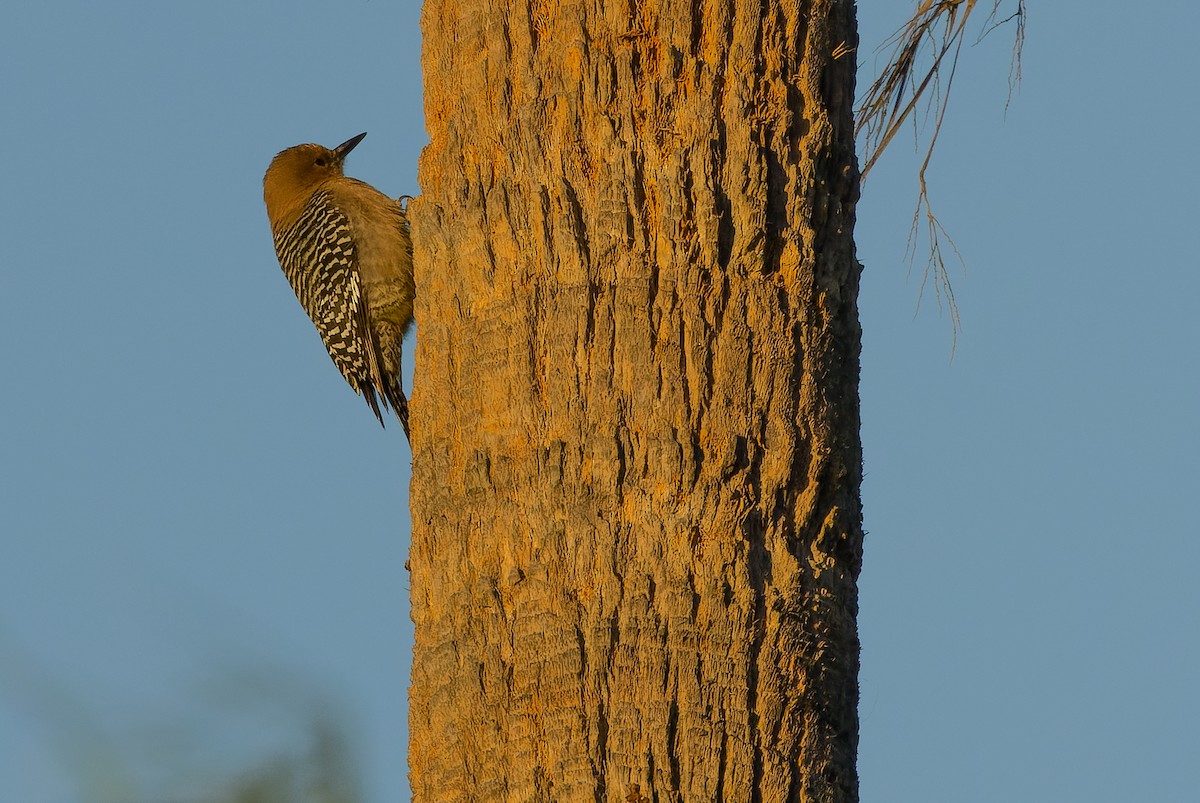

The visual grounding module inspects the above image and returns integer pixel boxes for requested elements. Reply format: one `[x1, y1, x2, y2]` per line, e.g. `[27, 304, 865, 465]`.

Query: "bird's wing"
[273, 191, 387, 423]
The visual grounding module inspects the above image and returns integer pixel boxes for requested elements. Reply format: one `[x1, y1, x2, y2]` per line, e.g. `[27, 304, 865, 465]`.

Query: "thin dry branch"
[979, 2, 1027, 111]
[857, 0, 1025, 344]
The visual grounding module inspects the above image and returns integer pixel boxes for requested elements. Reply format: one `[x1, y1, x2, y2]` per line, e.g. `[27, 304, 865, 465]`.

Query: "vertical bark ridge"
[411, 0, 862, 800]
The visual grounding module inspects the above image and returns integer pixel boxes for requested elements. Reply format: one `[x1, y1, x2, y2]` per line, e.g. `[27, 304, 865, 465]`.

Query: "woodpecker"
[263, 132, 414, 436]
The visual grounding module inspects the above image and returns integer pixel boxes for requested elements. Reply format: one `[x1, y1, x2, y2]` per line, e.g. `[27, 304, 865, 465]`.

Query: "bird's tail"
[383, 379, 410, 440]
[360, 384, 386, 427]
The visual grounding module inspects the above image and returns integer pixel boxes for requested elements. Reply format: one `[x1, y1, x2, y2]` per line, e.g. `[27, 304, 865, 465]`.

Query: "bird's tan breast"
[326, 180, 415, 326]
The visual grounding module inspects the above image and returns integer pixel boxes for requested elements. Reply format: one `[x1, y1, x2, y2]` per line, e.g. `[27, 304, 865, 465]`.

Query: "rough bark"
[409, 0, 863, 800]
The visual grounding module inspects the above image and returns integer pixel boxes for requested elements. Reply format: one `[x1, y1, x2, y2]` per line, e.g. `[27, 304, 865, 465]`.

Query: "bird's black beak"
[334, 132, 367, 160]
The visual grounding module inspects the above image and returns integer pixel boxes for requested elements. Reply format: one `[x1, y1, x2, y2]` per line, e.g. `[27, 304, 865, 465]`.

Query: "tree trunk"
[408, 0, 863, 800]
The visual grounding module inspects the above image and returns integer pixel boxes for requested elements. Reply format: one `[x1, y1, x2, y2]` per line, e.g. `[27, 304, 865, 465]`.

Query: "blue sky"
[1, 2, 1196, 801]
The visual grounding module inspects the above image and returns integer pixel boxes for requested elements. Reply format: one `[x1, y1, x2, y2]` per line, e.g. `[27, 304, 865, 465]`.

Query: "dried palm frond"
[857, 0, 1025, 345]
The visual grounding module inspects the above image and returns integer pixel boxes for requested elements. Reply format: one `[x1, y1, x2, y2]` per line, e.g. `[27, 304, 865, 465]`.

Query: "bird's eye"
[315, 156, 329, 167]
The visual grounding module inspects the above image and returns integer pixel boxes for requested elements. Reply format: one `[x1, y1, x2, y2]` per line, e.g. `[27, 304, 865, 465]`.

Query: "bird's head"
[263, 132, 367, 230]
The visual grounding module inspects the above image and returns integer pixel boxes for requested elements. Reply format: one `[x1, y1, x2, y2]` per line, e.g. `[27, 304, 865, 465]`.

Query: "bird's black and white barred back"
[272, 190, 390, 423]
